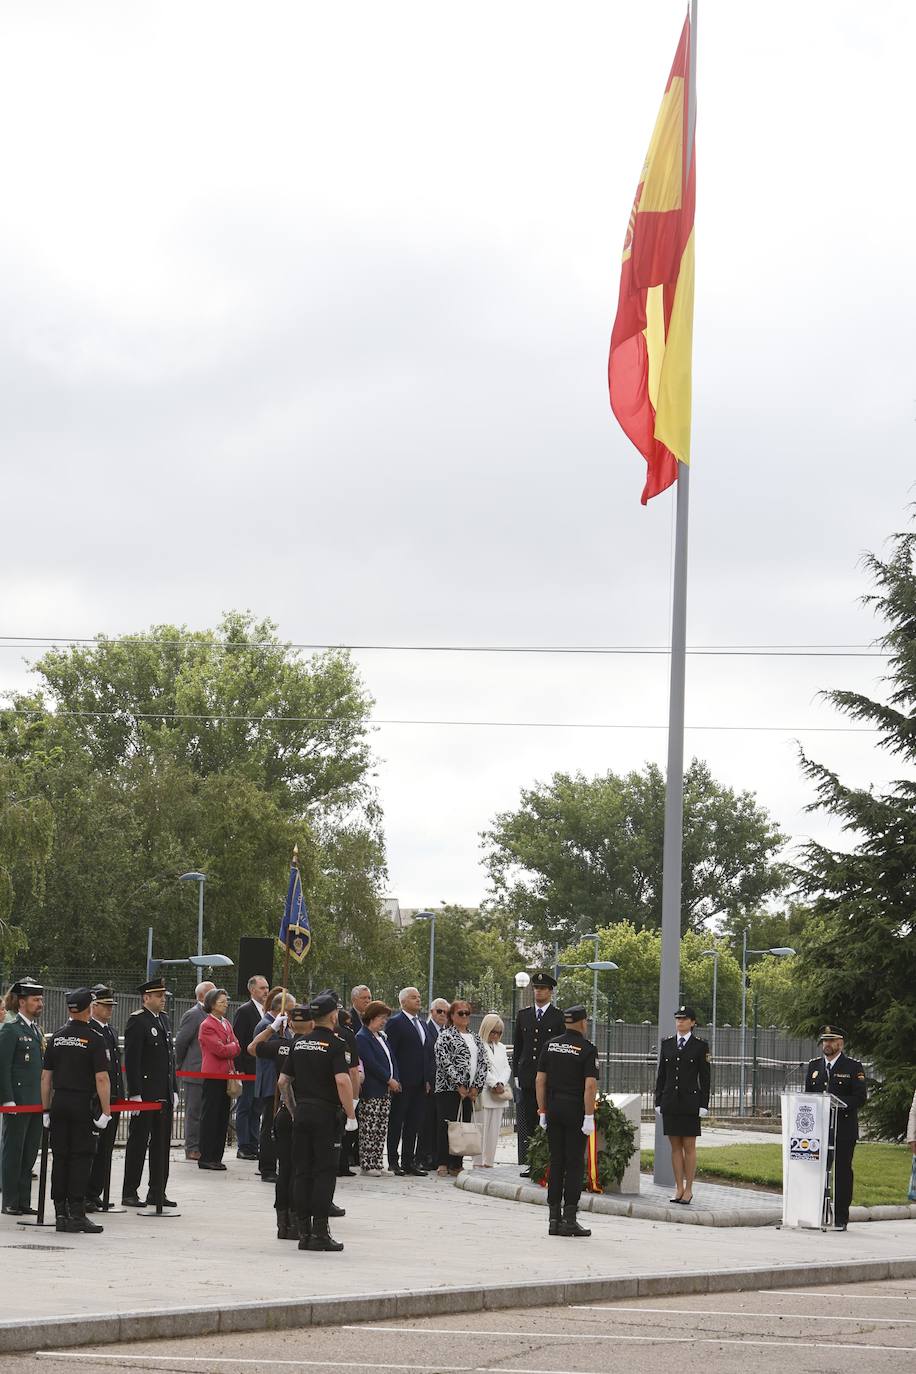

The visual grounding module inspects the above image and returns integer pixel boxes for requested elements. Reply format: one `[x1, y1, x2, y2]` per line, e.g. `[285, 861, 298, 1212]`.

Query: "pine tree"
[794, 525, 916, 1138]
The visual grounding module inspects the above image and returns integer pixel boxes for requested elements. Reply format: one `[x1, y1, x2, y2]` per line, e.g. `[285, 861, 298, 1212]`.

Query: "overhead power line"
[0, 635, 889, 659]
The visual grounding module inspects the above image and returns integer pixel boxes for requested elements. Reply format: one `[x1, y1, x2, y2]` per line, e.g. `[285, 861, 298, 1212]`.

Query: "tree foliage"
[396, 905, 527, 1008]
[0, 614, 391, 983]
[792, 526, 916, 1138]
[482, 762, 787, 948]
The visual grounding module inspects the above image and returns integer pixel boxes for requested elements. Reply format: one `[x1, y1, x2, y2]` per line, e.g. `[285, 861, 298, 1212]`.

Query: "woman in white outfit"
[473, 1014, 513, 1168]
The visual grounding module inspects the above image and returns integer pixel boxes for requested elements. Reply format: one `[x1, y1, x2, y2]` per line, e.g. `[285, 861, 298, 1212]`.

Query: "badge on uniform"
[151, 1027, 158, 1037]
[812, 1069, 819, 1079]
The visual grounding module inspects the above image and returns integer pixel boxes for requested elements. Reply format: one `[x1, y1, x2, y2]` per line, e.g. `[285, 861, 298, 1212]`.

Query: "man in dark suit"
[384, 987, 430, 1175]
[513, 971, 564, 1175]
[420, 998, 448, 1168]
[122, 978, 178, 1208]
[174, 981, 214, 1160]
[804, 1024, 868, 1230]
[232, 974, 269, 1160]
[86, 985, 124, 1211]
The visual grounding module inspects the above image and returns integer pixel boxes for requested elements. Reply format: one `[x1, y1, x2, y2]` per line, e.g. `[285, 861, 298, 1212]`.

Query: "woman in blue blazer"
[355, 1002, 401, 1176]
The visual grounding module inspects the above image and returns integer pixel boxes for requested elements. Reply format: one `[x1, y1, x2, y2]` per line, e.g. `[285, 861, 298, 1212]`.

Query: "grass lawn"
[641, 1141, 913, 1207]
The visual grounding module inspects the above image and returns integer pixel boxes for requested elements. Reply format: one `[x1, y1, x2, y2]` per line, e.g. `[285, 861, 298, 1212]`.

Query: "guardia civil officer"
[535, 1004, 598, 1237]
[804, 1025, 867, 1230]
[513, 971, 564, 1175]
[86, 985, 123, 1212]
[0, 977, 45, 1215]
[41, 988, 111, 1233]
[121, 978, 178, 1208]
[654, 1005, 711, 1205]
[277, 993, 357, 1252]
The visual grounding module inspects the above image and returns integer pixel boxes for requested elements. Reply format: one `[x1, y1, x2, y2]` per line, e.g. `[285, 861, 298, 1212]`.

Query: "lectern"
[780, 1090, 844, 1229]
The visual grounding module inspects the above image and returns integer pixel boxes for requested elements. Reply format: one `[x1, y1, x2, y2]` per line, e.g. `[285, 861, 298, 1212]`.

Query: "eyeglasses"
[453, 1009, 471, 1017]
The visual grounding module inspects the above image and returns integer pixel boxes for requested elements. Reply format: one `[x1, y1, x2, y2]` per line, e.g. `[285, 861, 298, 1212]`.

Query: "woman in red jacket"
[197, 988, 241, 1170]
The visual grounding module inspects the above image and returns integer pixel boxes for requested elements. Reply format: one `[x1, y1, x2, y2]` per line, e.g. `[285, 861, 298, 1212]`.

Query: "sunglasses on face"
[453, 1009, 471, 1017]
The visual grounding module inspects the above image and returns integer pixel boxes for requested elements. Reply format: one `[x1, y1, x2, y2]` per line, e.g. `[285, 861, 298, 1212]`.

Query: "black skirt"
[662, 1112, 701, 1138]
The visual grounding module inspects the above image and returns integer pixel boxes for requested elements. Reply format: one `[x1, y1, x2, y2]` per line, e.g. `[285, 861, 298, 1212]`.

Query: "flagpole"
[272, 844, 297, 1132]
[653, 0, 697, 1191]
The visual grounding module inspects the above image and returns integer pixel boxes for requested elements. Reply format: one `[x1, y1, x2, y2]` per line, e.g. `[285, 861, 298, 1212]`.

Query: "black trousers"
[546, 1097, 586, 1212]
[292, 1100, 339, 1223]
[199, 1078, 231, 1164]
[517, 1083, 539, 1164]
[387, 1082, 426, 1168]
[88, 1116, 118, 1201]
[435, 1091, 471, 1171]
[50, 1091, 97, 1208]
[258, 1095, 277, 1175]
[273, 1103, 292, 1211]
[123, 1100, 172, 1201]
[832, 1134, 856, 1225]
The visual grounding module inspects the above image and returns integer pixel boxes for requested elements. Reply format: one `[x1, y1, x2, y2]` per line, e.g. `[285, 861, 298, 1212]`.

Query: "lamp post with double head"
[700, 948, 720, 1061]
[414, 910, 437, 1010]
[739, 935, 795, 1114]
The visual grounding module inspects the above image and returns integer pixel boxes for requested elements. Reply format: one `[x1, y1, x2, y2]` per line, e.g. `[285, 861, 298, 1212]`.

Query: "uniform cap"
[90, 984, 116, 1005]
[11, 977, 44, 998]
[289, 1005, 314, 1024]
[316, 988, 341, 1007]
[674, 1005, 697, 1020]
[563, 1004, 588, 1024]
[309, 993, 339, 1018]
[530, 970, 557, 989]
[66, 987, 93, 1012]
[817, 1024, 846, 1041]
[137, 978, 169, 995]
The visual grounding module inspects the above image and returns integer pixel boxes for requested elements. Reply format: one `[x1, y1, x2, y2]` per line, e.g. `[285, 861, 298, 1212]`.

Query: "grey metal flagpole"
[652, 0, 697, 1191]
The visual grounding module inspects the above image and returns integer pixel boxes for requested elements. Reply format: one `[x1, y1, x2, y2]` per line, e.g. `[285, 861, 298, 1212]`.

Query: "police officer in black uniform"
[334, 1004, 362, 1177]
[277, 993, 357, 1252]
[804, 1024, 867, 1230]
[86, 985, 123, 1212]
[654, 1004, 711, 1204]
[41, 988, 111, 1233]
[535, 1004, 598, 1237]
[254, 1002, 313, 1239]
[513, 971, 565, 1175]
[121, 978, 178, 1208]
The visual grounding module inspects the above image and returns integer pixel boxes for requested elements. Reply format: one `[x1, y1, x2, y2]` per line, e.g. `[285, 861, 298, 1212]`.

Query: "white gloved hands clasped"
[344, 1116, 359, 1132]
[538, 1112, 547, 1129]
[581, 1114, 596, 1136]
[93, 1112, 111, 1130]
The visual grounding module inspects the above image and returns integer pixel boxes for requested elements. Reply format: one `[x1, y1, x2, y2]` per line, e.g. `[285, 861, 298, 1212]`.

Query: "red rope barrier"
[0, 1103, 43, 1114]
[1, 1100, 162, 1114]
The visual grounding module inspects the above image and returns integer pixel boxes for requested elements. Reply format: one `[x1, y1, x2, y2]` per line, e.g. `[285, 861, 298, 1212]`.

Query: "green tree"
[397, 905, 526, 1008]
[482, 762, 786, 948]
[0, 752, 55, 965]
[1, 614, 391, 979]
[793, 524, 916, 1138]
[716, 901, 811, 964]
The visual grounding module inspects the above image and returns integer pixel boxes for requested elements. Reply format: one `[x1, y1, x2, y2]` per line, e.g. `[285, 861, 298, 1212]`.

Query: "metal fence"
[29, 987, 840, 1145]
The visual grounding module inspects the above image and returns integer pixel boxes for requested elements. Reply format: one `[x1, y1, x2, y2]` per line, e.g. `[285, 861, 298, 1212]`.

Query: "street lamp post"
[556, 960, 618, 1094]
[583, 933, 600, 1040]
[179, 872, 207, 958]
[414, 911, 437, 1010]
[701, 948, 719, 1061]
[739, 935, 795, 1115]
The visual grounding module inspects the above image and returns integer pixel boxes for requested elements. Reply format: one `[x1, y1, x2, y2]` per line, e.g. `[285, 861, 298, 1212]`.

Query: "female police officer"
[654, 1004, 711, 1204]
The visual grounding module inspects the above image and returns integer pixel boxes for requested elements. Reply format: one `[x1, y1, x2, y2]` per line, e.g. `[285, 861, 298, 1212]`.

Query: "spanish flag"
[609, 14, 695, 505]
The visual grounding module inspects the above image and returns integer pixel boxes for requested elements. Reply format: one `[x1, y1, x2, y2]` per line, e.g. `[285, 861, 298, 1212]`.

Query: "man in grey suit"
[174, 981, 214, 1160]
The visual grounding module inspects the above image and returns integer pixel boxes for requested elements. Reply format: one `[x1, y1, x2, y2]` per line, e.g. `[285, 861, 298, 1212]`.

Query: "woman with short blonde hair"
[473, 1014, 512, 1167]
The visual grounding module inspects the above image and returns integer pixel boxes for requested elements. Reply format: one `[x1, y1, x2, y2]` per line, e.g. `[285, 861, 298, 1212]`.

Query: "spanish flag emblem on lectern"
[609, 14, 695, 505]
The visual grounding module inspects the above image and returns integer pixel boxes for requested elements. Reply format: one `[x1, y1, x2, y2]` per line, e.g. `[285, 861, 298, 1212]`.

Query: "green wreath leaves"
[525, 1096, 637, 1190]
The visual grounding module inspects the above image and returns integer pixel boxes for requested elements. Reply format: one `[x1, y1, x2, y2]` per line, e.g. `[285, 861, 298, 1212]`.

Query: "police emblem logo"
[790, 1135, 820, 1161]
[794, 1103, 816, 1136]
[293, 936, 305, 955]
[151, 1027, 158, 1037]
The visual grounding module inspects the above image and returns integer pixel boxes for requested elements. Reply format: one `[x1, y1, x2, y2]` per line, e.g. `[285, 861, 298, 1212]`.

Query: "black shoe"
[519, 1168, 531, 1179]
[236, 1149, 259, 1160]
[405, 1166, 428, 1177]
[143, 1196, 178, 1207]
[558, 1210, 591, 1237]
[85, 1198, 102, 1213]
[198, 1162, 227, 1171]
[121, 1194, 144, 1207]
[66, 1213, 104, 1234]
[835, 1223, 848, 1231]
[337, 1168, 356, 1177]
[19, 1206, 38, 1216]
[328, 1202, 346, 1218]
[548, 1206, 561, 1236]
[390, 1165, 406, 1176]
[1, 1206, 22, 1216]
[307, 1222, 343, 1252]
[55, 1215, 69, 1232]
[669, 1196, 685, 1204]
[260, 1171, 279, 1183]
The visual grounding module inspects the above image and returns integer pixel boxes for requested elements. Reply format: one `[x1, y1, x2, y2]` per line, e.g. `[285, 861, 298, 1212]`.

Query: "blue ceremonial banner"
[278, 861, 311, 964]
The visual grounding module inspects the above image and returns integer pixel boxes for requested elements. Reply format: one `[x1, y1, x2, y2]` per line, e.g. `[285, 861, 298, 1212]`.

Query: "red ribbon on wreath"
[585, 1129, 603, 1193]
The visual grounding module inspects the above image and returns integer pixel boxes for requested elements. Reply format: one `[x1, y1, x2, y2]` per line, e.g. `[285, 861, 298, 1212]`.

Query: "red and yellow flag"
[609, 15, 695, 505]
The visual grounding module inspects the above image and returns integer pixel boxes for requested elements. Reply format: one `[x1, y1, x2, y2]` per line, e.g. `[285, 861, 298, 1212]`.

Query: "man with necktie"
[86, 985, 124, 1211]
[121, 977, 178, 1208]
[384, 987, 430, 1176]
[512, 971, 564, 1176]
[804, 1025, 867, 1230]
[654, 1005, 711, 1205]
[0, 977, 45, 1215]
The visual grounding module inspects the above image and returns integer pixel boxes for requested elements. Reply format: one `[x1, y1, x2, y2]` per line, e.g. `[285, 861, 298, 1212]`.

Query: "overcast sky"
[1, 2, 914, 910]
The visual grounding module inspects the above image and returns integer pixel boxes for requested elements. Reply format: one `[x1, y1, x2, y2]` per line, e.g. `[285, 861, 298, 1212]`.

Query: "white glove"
[654, 1105, 661, 1115]
[271, 1013, 287, 1032]
[3, 1101, 15, 1108]
[698, 1107, 708, 1118]
[582, 1114, 595, 1136]
[173, 1092, 179, 1110]
[93, 1113, 111, 1130]
[42, 1111, 51, 1128]
[129, 1095, 141, 1102]
[344, 1116, 358, 1132]
[538, 1112, 547, 1128]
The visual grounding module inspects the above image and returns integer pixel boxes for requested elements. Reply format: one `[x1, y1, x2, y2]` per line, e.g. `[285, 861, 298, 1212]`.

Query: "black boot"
[66, 1204, 104, 1234]
[307, 1219, 344, 1252]
[295, 1215, 312, 1249]
[276, 1209, 295, 1240]
[328, 1201, 346, 1218]
[558, 1206, 591, 1237]
[54, 1203, 69, 1234]
[548, 1203, 561, 1236]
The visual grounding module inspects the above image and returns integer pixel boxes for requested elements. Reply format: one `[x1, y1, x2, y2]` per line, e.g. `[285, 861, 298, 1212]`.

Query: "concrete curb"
[456, 1169, 781, 1227]
[456, 1171, 916, 1228]
[7, 1255, 916, 1354]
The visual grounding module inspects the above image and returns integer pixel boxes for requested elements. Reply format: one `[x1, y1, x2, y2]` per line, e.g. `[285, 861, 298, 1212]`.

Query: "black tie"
[678, 1036, 685, 1050]
[536, 1008, 543, 1021]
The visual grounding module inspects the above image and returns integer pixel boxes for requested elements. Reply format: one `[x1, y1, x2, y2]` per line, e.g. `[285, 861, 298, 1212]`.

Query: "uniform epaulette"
[127, 1009, 145, 1019]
